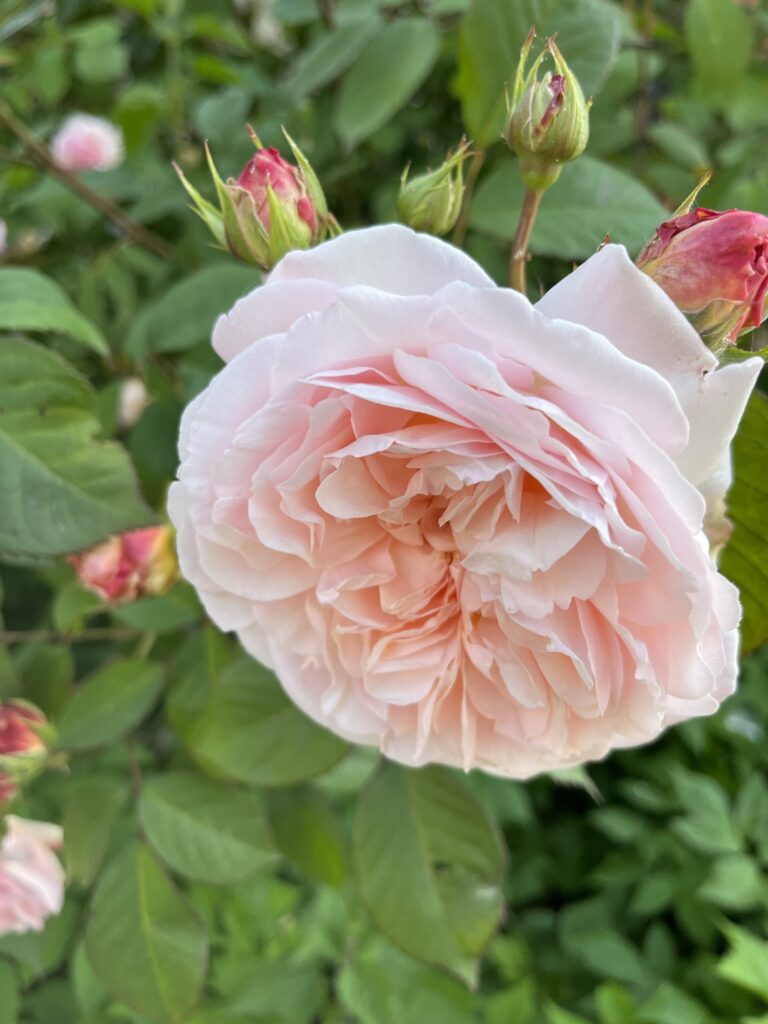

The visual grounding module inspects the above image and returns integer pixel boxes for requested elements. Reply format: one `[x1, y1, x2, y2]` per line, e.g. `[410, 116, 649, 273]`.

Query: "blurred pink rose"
[51, 114, 124, 172]
[169, 226, 760, 778]
[0, 816, 64, 936]
[637, 208, 768, 349]
[70, 526, 177, 604]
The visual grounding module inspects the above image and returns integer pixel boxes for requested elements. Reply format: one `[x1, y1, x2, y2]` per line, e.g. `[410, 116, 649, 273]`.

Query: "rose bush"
[170, 226, 760, 778]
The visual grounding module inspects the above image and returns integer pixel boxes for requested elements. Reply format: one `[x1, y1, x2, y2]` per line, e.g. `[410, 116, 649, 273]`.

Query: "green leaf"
[56, 659, 164, 751]
[287, 14, 382, 98]
[685, 0, 752, 94]
[0, 268, 108, 355]
[223, 961, 326, 1023]
[353, 762, 506, 985]
[267, 784, 347, 886]
[0, 338, 152, 560]
[699, 853, 763, 911]
[456, 0, 622, 147]
[139, 772, 278, 884]
[112, 586, 202, 633]
[63, 777, 129, 886]
[0, 961, 19, 1024]
[720, 393, 768, 653]
[86, 842, 208, 1024]
[333, 19, 441, 147]
[125, 264, 258, 358]
[561, 927, 650, 987]
[186, 658, 348, 787]
[717, 923, 768, 1002]
[670, 767, 740, 854]
[470, 156, 667, 260]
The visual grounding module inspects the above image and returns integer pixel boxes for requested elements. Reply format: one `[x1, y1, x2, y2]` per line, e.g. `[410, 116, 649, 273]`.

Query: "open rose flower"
[169, 226, 760, 778]
[51, 114, 124, 173]
[0, 816, 64, 936]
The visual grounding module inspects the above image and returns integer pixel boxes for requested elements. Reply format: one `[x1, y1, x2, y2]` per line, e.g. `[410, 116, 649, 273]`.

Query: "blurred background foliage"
[0, 0, 767, 1021]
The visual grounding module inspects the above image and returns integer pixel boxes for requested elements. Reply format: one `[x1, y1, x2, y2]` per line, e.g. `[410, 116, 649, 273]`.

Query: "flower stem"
[451, 148, 486, 248]
[509, 187, 542, 293]
[0, 102, 172, 259]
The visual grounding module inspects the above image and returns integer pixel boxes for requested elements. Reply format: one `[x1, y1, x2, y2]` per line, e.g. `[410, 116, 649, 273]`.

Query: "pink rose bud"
[0, 816, 64, 936]
[51, 114, 125, 173]
[69, 525, 178, 604]
[174, 127, 336, 270]
[0, 702, 49, 806]
[637, 207, 768, 352]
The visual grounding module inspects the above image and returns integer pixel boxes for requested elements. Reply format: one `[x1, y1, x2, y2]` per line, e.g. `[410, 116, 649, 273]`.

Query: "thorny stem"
[0, 102, 172, 258]
[451, 148, 486, 248]
[509, 187, 542, 293]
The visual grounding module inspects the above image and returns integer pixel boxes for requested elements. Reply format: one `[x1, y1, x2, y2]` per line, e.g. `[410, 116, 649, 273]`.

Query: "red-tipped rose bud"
[69, 526, 178, 605]
[504, 30, 590, 191]
[637, 207, 768, 353]
[175, 128, 336, 270]
[0, 702, 50, 805]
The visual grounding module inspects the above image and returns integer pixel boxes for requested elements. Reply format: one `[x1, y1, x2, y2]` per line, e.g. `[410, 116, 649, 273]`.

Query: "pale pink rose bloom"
[0, 816, 64, 935]
[51, 114, 124, 172]
[168, 226, 761, 778]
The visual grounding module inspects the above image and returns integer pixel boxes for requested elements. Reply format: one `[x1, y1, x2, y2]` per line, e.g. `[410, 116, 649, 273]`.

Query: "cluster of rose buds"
[0, 702, 51, 807]
[69, 525, 178, 604]
[175, 128, 336, 271]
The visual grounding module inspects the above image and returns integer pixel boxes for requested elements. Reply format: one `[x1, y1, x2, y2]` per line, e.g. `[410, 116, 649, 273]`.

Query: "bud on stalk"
[397, 139, 473, 237]
[504, 30, 590, 191]
[174, 128, 336, 271]
[637, 207, 768, 353]
[0, 702, 51, 806]
[69, 525, 178, 605]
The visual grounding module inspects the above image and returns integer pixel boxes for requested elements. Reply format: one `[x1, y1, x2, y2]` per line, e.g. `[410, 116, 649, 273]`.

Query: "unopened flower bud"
[397, 140, 473, 237]
[70, 525, 178, 605]
[0, 702, 51, 805]
[637, 207, 768, 352]
[504, 30, 589, 191]
[117, 377, 150, 430]
[175, 128, 336, 270]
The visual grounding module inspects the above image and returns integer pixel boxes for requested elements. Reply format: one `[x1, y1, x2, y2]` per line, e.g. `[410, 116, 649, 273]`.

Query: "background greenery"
[1, 0, 767, 1021]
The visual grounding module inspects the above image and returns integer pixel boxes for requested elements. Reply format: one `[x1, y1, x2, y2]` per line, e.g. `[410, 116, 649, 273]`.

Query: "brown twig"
[0, 627, 140, 645]
[509, 187, 542, 292]
[316, 0, 336, 29]
[451, 148, 486, 248]
[0, 102, 172, 259]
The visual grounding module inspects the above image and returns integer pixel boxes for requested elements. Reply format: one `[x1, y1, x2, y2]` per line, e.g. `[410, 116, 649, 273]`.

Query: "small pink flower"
[51, 114, 124, 173]
[0, 703, 47, 805]
[70, 526, 177, 604]
[637, 208, 768, 348]
[0, 816, 64, 936]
